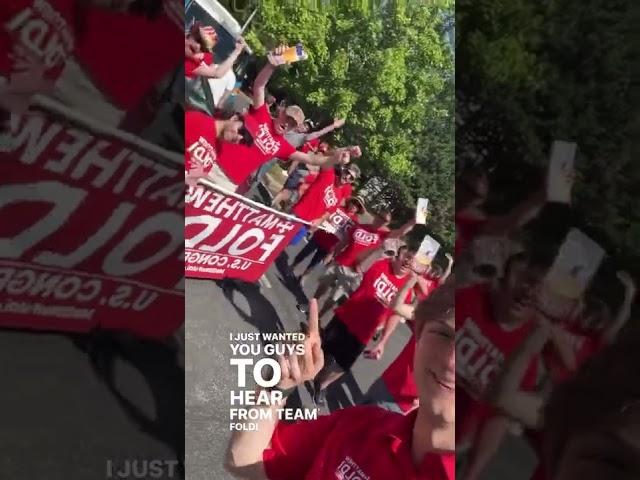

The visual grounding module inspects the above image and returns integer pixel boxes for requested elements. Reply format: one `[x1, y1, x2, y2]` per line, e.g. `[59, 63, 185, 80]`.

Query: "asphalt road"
[185, 239, 414, 480]
[185, 226, 537, 480]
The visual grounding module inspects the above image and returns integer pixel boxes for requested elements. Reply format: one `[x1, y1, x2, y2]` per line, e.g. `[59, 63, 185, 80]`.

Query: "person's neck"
[412, 407, 454, 466]
[215, 120, 224, 140]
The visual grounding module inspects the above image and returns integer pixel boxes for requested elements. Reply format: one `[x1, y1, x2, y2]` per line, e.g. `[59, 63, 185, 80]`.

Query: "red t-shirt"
[542, 324, 605, 383]
[313, 208, 358, 251]
[263, 406, 454, 480]
[301, 138, 320, 153]
[381, 335, 418, 413]
[454, 213, 485, 256]
[184, 110, 218, 175]
[292, 169, 346, 222]
[416, 274, 442, 301]
[336, 182, 353, 201]
[216, 104, 296, 185]
[1, 0, 75, 97]
[455, 284, 538, 438]
[336, 259, 411, 345]
[335, 224, 390, 268]
[185, 52, 213, 78]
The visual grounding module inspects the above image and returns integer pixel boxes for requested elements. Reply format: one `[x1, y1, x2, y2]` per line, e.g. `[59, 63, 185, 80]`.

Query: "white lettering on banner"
[0, 182, 183, 278]
[187, 137, 216, 169]
[323, 185, 338, 208]
[353, 228, 379, 246]
[0, 265, 168, 313]
[455, 317, 505, 396]
[7, 114, 183, 209]
[186, 186, 297, 234]
[335, 456, 370, 480]
[372, 273, 398, 306]
[4, 1, 74, 70]
[253, 124, 281, 156]
[185, 216, 284, 263]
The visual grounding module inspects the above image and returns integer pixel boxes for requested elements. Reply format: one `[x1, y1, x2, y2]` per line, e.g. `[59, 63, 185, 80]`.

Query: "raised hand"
[333, 118, 346, 129]
[267, 44, 288, 67]
[276, 299, 324, 390]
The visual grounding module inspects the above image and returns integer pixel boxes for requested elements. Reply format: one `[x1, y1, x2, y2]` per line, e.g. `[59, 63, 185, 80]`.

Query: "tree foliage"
[220, 0, 455, 249]
[457, 0, 637, 263]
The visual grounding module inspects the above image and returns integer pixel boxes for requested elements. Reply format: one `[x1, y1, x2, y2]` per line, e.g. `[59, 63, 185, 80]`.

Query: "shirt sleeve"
[278, 139, 298, 160]
[262, 410, 346, 480]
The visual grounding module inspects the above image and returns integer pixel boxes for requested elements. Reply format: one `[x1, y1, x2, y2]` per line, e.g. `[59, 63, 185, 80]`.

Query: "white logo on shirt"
[187, 137, 216, 169]
[335, 456, 370, 480]
[254, 123, 281, 156]
[455, 317, 505, 397]
[353, 229, 380, 246]
[373, 272, 399, 306]
[323, 185, 338, 208]
[5, 0, 74, 71]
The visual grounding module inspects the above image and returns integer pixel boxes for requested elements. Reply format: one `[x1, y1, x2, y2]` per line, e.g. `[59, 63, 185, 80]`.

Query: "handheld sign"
[415, 198, 429, 225]
[547, 140, 577, 203]
[415, 235, 440, 271]
[539, 228, 605, 320]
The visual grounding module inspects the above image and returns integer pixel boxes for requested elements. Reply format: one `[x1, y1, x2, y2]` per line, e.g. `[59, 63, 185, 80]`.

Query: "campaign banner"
[185, 182, 305, 282]
[0, 99, 184, 339]
[320, 208, 355, 241]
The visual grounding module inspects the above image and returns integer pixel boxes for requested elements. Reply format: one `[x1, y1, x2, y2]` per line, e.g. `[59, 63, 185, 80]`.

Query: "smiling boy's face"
[414, 287, 455, 423]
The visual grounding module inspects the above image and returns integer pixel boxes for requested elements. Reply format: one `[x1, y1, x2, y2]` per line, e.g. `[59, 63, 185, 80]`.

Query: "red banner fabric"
[185, 184, 305, 282]
[0, 106, 184, 339]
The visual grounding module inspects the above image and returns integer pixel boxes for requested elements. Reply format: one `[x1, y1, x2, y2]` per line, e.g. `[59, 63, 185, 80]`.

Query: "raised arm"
[304, 118, 346, 142]
[392, 273, 420, 320]
[252, 45, 287, 109]
[193, 38, 246, 79]
[225, 300, 324, 478]
[288, 145, 361, 170]
[602, 271, 636, 344]
[387, 218, 417, 239]
[441, 253, 454, 283]
[487, 318, 550, 429]
[480, 188, 546, 236]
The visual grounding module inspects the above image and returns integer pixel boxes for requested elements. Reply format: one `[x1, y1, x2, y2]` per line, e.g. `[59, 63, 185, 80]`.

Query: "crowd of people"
[454, 160, 639, 480]
[184, 21, 455, 480]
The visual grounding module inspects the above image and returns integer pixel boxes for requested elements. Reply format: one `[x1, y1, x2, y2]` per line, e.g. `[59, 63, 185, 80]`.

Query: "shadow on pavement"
[72, 332, 185, 478]
[216, 279, 286, 338]
[326, 373, 364, 412]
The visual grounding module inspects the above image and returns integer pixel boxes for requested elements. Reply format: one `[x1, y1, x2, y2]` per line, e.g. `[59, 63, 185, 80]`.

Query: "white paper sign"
[415, 198, 429, 225]
[547, 140, 577, 203]
[539, 228, 605, 320]
[416, 235, 440, 266]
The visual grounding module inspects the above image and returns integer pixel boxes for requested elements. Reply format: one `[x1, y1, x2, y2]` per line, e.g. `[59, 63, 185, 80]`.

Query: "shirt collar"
[384, 409, 455, 480]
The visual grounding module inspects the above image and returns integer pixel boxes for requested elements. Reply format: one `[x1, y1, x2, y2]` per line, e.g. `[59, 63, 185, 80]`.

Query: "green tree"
[221, 0, 455, 249]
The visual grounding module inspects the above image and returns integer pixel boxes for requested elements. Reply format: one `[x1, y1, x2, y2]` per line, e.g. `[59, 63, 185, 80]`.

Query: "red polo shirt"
[217, 104, 296, 185]
[455, 284, 538, 440]
[381, 335, 418, 413]
[184, 110, 218, 175]
[336, 259, 411, 345]
[263, 406, 454, 480]
[292, 169, 347, 222]
[335, 224, 390, 268]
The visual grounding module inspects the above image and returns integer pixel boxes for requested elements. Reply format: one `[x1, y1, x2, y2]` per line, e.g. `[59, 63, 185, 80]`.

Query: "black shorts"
[321, 317, 365, 371]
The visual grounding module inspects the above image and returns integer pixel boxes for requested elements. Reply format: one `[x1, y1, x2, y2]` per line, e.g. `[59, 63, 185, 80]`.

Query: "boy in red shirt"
[184, 110, 243, 185]
[184, 22, 246, 80]
[310, 244, 420, 407]
[301, 209, 415, 317]
[288, 163, 361, 245]
[1, 0, 153, 120]
[225, 282, 456, 480]
[290, 196, 365, 285]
